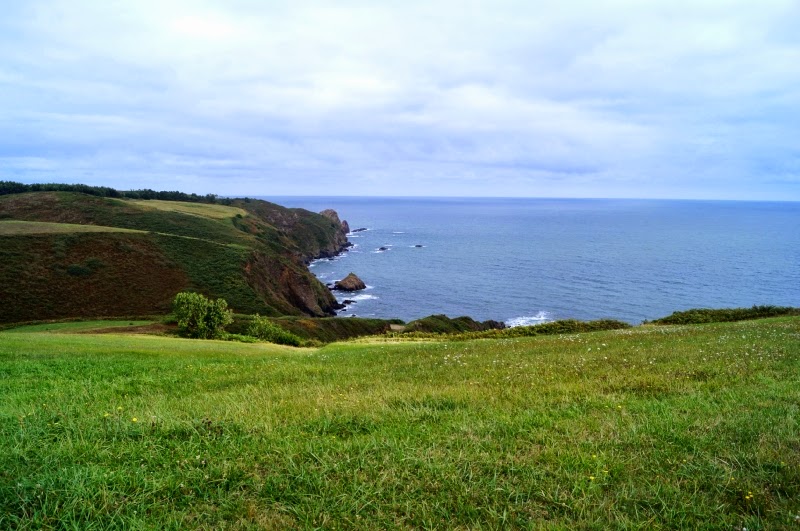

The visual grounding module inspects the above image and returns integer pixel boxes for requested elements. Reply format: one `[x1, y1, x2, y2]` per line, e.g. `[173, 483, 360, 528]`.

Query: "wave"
[505, 311, 551, 328]
[392, 231, 406, 234]
[346, 293, 378, 301]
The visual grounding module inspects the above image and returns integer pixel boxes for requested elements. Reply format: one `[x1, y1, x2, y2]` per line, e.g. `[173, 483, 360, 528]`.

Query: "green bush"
[501, 319, 631, 337]
[247, 314, 302, 346]
[172, 292, 233, 339]
[404, 314, 505, 334]
[391, 319, 631, 341]
[649, 305, 800, 325]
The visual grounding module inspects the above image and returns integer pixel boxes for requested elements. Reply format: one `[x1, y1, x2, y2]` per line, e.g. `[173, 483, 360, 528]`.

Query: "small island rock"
[334, 273, 367, 291]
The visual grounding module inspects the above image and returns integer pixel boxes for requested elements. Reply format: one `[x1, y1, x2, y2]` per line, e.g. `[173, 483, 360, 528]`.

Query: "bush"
[501, 319, 631, 337]
[173, 292, 233, 339]
[404, 314, 505, 334]
[648, 305, 800, 325]
[248, 314, 302, 346]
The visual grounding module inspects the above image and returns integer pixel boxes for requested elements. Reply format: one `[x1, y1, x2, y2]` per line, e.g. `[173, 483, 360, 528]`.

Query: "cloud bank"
[2, 0, 799, 199]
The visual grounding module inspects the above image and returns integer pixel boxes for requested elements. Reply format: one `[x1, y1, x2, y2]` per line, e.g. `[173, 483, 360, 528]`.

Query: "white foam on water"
[392, 231, 406, 234]
[349, 293, 378, 301]
[505, 311, 551, 328]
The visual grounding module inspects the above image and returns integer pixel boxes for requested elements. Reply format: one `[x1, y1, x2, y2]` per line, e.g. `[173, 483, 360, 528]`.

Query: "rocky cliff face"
[241, 202, 351, 262]
[237, 202, 352, 315]
[318, 209, 351, 259]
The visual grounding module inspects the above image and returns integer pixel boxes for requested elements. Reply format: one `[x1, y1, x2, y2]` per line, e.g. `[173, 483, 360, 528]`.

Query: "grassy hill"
[0, 191, 349, 323]
[1, 317, 799, 528]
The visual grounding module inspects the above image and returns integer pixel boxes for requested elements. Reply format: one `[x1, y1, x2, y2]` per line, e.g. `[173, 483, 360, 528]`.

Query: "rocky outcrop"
[334, 272, 366, 291]
[320, 209, 350, 234]
[242, 202, 351, 262]
[317, 209, 352, 259]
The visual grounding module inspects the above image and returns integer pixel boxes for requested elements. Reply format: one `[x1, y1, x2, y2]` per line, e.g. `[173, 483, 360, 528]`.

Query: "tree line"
[0, 181, 249, 205]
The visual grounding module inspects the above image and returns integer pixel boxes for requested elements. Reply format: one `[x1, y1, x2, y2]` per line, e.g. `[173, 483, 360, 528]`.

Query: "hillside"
[0, 191, 350, 323]
[1, 317, 798, 528]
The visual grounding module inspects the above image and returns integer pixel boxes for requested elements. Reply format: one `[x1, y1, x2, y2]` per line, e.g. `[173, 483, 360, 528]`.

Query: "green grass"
[2, 317, 800, 528]
[1, 320, 154, 334]
[0, 220, 146, 235]
[129, 200, 247, 220]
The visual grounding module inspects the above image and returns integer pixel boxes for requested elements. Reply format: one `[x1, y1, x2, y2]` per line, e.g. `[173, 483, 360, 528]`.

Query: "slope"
[0, 191, 349, 323]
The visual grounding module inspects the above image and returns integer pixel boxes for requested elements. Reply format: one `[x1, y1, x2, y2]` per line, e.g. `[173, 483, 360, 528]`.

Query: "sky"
[1, 1, 799, 200]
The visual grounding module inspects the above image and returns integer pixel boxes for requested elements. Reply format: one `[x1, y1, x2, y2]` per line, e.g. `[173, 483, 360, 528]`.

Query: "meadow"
[1, 317, 799, 529]
[0, 221, 145, 236]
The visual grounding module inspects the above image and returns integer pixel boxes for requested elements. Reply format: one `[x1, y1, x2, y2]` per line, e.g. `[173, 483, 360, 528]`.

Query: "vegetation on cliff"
[647, 305, 800, 325]
[0, 187, 349, 323]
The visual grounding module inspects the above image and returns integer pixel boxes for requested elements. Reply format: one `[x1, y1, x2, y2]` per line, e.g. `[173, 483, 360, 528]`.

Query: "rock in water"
[334, 272, 366, 291]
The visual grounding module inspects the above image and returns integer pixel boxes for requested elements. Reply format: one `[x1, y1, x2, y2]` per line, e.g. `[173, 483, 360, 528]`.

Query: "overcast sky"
[2, 1, 799, 199]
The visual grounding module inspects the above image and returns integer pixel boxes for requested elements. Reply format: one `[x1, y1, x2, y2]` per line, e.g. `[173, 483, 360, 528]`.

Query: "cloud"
[1, 0, 798, 199]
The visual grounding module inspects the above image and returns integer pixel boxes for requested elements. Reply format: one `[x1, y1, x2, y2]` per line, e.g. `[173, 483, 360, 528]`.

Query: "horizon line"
[258, 194, 800, 204]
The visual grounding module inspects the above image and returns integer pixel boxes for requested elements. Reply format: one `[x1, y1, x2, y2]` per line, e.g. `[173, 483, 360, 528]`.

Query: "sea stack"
[334, 273, 366, 291]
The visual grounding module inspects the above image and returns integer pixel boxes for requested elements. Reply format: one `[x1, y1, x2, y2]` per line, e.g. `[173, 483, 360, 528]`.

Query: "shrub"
[502, 319, 631, 337]
[173, 292, 233, 339]
[404, 314, 505, 334]
[648, 305, 800, 325]
[247, 315, 302, 346]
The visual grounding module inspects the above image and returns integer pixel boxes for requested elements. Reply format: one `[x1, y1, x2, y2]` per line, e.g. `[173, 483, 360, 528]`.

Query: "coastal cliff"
[0, 189, 350, 322]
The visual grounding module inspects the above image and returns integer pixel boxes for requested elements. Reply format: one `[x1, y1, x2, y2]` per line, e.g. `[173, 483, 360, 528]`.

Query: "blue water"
[268, 197, 800, 325]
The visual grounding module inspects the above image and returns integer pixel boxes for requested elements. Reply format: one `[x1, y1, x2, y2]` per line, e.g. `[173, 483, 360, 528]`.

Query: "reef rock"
[334, 272, 367, 291]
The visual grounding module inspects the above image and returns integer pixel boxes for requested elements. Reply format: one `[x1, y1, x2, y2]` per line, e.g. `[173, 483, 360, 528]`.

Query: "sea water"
[267, 197, 800, 325]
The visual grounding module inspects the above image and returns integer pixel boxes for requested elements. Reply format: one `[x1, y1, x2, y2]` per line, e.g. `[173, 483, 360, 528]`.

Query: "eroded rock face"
[334, 272, 366, 291]
[318, 209, 351, 258]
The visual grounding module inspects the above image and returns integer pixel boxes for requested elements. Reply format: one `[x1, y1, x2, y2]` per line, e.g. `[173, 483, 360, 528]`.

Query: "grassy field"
[2, 318, 799, 529]
[128, 200, 248, 220]
[0, 220, 145, 236]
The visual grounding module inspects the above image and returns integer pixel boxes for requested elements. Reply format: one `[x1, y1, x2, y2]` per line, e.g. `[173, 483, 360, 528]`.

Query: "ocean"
[268, 197, 800, 325]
